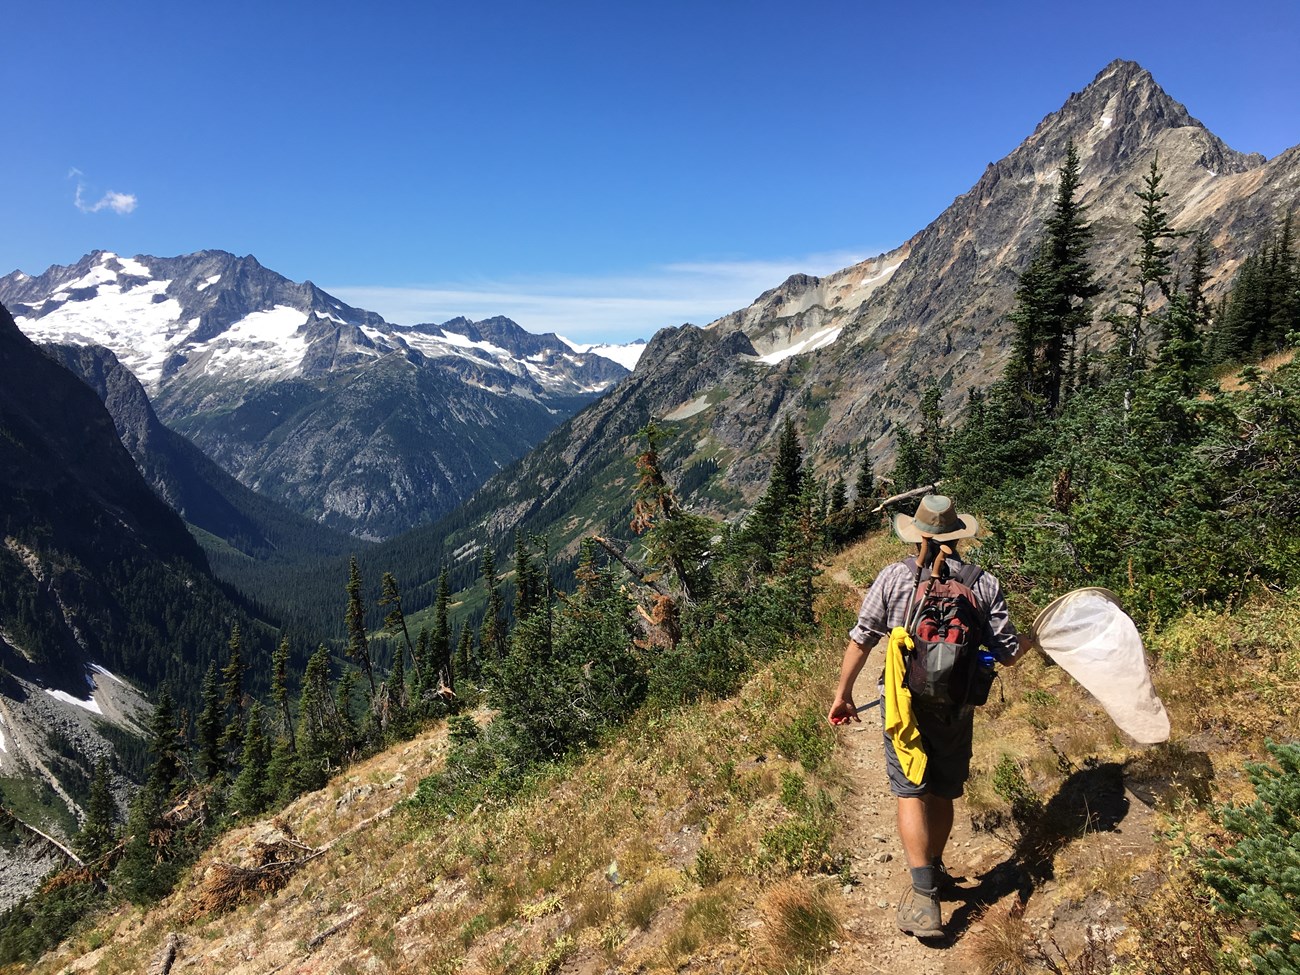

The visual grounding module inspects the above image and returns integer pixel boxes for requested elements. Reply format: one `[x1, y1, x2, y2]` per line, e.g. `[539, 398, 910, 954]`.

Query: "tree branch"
[591, 536, 671, 596]
[871, 481, 945, 513]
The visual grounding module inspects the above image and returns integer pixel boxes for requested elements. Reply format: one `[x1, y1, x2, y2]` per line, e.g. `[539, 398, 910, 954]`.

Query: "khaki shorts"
[878, 677, 974, 800]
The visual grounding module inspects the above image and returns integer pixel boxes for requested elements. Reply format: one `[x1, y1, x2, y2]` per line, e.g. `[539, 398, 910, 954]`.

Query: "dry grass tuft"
[967, 899, 1032, 975]
[754, 876, 844, 971]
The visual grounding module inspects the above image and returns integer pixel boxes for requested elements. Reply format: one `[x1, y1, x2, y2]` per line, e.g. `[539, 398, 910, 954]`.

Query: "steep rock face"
[44, 343, 355, 561]
[693, 60, 1296, 490]
[1, 251, 632, 538]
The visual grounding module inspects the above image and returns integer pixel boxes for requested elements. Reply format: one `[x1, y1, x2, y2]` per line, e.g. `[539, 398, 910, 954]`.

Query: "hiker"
[828, 494, 1033, 939]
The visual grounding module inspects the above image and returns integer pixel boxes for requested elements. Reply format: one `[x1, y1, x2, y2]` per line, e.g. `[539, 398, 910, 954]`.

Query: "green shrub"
[1201, 740, 1300, 975]
[771, 709, 835, 772]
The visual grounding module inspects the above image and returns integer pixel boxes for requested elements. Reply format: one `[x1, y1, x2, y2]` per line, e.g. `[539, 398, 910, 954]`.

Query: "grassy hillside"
[21, 530, 1298, 974]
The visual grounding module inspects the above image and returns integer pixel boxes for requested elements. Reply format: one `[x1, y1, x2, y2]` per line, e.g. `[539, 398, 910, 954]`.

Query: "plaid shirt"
[848, 557, 1021, 663]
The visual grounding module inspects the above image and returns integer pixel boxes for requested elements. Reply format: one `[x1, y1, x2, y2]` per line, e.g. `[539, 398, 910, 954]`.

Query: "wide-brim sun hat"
[893, 494, 980, 543]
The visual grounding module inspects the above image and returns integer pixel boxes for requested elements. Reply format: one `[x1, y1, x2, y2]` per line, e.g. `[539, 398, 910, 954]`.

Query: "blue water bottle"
[970, 650, 997, 705]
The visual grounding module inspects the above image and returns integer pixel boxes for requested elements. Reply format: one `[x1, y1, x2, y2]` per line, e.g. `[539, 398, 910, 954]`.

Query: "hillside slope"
[29, 534, 1295, 973]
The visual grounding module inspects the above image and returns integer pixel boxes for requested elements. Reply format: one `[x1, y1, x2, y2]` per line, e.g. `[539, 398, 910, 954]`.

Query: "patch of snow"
[14, 275, 183, 389]
[758, 325, 844, 365]
[89, 664, 125, 686]
[558, 336, 646, 370]
[196, 274, 222, 292]
[115, 256, 151, 278]
[45, 688, 104, 715]
[195, 305, 311, 380]
[1101, 114, 1113, 130]
[1207, 169, 1217, 177]
[437, 329, 512, 359]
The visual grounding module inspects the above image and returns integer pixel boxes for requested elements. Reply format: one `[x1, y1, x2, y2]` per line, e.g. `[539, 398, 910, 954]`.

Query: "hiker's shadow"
[939, 760, 1131, 942]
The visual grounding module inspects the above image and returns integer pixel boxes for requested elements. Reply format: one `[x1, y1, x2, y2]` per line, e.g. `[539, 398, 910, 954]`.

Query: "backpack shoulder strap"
[951, 560, 983, 590]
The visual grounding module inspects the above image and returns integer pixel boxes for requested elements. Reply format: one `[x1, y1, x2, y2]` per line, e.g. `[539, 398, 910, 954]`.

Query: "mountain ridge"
[1, 252, 640, 538]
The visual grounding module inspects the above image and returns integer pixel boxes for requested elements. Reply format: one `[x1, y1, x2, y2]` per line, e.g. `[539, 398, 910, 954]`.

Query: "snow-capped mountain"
[0, 250, 634, 539]
[558, 336, 648, 371]
[1, 250, 629, 400]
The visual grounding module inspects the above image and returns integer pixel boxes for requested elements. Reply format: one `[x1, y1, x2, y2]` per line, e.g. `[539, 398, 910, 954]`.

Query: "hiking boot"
[896, 884, 943, 938]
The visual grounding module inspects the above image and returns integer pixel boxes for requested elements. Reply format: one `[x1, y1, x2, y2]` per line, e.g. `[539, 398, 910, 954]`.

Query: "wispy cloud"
[69, 168, 137, 215]
[328, 249, 888, 345]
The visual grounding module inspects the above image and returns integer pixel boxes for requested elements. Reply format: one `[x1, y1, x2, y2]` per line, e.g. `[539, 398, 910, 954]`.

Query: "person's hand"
[828, 695, 859, 725]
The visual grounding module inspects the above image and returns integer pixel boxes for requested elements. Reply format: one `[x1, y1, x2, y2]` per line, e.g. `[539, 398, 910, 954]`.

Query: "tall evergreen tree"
[631, 421, 714, 601]
[1006, 140, 1100, 414]
[295, 644, 337, 791]
[344, 556, 376, 696]
[480, 550, 507, 662]
[77, 756, 118, 864]
[851, 448, 878, 529]
[456, 625, 475, 685]
[220, 623, 246, 759]
[432, 567, 453, 691]
[744, 416, 805, 565]
[270, 635, 294, 747]
[378, 571, 415, 675]
[1112, 154, 1182, 418]
[230, 704, 271, 818]
[195, 662, 224, 782]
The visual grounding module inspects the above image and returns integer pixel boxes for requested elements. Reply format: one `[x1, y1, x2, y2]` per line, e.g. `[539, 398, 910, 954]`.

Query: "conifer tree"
[1113, 154, 1182, 418]
[631, 421, 714, 601]
[295, 644, 336, 791]
[220, 623, 246, 759]
[77, 756, 118, 864]
[1006, 141, 1100, 415]
[230, 704, 271, 818]
[412, 626, 431, 702]
[144, 686, 184, 795]
[378, 571, 415, 675]
[387, 635, 407, 721]
[195, 662, 224, 782]
[480, 550, 507, 662]
[456, 625, 475, 685]
[744, 416, 804, 561]
[270, 635, 294, 747]
[829, 477, 847, 515]
[433, 567, 453, 691]
[774, 470, 824, 624]
[851, 448, 879, 531]
[119, 688, 185, 902]
[344, 556, 376, 696]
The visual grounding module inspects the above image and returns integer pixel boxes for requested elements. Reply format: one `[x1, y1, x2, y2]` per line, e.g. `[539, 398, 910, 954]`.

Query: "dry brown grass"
[967, 899, 1033, 975]
[754, 875, 844, 973]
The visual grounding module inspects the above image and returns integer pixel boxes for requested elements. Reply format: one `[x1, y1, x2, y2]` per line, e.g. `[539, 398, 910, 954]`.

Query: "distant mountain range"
[0, 251, 643, 539]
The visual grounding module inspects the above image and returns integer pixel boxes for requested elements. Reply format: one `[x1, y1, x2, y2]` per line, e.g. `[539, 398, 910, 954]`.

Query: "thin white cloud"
[70, 170, 137, 215]
[328, 249, 887, 345]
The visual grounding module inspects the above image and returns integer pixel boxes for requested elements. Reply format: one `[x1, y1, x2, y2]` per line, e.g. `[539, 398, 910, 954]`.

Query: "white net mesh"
[1033, 588, 1170, 744]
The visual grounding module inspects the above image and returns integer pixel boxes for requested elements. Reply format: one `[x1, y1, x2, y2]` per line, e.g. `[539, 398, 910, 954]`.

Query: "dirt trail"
[826, 565, 1018, 972]
[825, 565, 1162, 973]
[830, 707, 1014, 973]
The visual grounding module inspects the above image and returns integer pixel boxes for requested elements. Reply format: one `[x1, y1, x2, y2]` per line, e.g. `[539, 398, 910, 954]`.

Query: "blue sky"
[5, 0, 1298, 343]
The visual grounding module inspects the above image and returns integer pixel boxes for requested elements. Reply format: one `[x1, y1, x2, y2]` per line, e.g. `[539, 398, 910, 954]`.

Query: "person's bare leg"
[924, 794, 953, 863]
[895, 794, 946, 936]
[897, 794, 954, 867]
